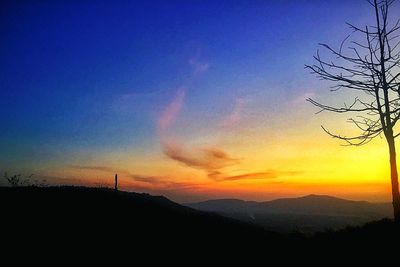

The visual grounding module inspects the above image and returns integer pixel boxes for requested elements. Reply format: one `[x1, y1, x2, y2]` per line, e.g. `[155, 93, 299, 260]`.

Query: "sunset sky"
[1, 0, 399, 202]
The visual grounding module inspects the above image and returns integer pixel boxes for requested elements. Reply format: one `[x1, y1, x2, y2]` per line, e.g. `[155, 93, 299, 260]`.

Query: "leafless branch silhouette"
[306, 0, 400, 221]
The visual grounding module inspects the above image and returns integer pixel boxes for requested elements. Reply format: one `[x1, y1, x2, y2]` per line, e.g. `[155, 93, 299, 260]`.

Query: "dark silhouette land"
[1, 185, 399, 258]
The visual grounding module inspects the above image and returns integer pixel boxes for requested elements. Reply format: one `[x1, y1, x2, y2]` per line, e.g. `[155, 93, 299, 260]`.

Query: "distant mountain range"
[186, 195, 393, 233]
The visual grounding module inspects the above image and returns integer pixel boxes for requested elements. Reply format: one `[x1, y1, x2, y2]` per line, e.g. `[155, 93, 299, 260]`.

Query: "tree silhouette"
[306, 0, 400, 221]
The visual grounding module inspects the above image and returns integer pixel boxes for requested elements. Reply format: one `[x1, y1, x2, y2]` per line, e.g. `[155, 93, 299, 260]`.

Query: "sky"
[1, 0, 400, 202]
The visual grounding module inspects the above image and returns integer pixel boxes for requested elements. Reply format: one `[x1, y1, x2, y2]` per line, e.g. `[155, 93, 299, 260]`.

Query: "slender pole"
[114, 173, 118, 191]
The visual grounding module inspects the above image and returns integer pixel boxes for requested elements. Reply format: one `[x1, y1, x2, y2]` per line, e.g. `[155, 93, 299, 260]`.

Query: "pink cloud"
[156, 52, 208, 135]
[155, 94, 300, 183]
[220, 97, 247, 128]
[156, 91, 240, 175]
[154, 52, 249, 180]
[157, 88, 186, 133]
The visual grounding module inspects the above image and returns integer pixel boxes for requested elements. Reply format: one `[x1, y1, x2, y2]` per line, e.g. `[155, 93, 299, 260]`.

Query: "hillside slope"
[0, 186, 283, 251]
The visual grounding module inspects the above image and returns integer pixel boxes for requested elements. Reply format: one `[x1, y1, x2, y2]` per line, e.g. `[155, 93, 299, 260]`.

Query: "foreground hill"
[0, 186, 284, 251]
[186, 194, 392, 233]
[1, 186, 399, 258]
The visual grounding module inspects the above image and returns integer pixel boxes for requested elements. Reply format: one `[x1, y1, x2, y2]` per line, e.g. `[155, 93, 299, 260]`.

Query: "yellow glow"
[38, 96, 397, 203]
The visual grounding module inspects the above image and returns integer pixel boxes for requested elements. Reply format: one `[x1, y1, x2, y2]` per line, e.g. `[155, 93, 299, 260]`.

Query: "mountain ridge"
[185, 194, 386, 205]
[185, 194, 393, 233]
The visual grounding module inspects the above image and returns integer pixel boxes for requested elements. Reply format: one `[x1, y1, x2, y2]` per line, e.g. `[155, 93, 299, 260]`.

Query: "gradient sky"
[1, 0, 400, 202]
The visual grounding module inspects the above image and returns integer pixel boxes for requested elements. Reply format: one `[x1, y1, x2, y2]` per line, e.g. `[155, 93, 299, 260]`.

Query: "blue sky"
[1, 0, 398, 201]
[0, 0, 364, 147]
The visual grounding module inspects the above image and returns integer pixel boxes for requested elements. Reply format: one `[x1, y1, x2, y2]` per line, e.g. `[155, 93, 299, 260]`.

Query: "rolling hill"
[186, 194, 393, 233]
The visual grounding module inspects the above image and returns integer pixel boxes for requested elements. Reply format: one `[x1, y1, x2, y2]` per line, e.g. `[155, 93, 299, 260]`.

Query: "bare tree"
[306, 0, 400, 221]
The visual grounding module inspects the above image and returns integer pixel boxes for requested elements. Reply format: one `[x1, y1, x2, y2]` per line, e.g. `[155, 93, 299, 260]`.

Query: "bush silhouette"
[3, 172, 47, 187]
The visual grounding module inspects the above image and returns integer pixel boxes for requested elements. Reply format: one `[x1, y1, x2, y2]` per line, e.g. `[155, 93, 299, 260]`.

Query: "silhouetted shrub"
[3, 172, 47, 187]
[4, 173, 29, 187]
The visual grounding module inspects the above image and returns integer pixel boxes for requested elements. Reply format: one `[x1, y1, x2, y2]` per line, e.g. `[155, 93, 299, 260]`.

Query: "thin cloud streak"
[130, 174, 203, 190]
[220, 97, 247, 128]
[69, 165, 117, 172]
[208, 170, 301, 182]
[162, 140, 239, 171]
[157, 88, 186, 133]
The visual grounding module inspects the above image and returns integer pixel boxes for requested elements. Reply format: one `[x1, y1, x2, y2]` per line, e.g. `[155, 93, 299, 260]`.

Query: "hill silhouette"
[1, 186, 286, 253]
[186, 195, 392, 233]
[1, 186, 399, 258]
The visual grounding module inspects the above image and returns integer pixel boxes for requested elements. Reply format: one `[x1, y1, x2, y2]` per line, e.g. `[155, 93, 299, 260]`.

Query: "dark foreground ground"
[1, 186, 399, 260]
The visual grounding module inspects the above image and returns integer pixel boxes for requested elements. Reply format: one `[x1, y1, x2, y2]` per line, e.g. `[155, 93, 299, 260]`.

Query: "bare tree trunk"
[387, 136, 400, 222]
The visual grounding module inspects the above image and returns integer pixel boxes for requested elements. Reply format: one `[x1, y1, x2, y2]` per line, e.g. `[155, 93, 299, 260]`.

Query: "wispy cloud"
[220, 97, 247, 128]
[155, 53, 236, 176]
[162, 140, 239, 171]
[130, 174, 165, 183]
[154, 62, 295, 183]
[68, 165, 202, 191]
[208, 170, 300, 182]
[156, 86, 241, 178]
[68, 165, 117, 172]
[157, 88, 186, 133]
[130, 174, 202, 190]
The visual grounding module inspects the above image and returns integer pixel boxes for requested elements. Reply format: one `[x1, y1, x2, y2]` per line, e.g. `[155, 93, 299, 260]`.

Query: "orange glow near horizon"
[3, 0, 400, 206]
[39, 116, 395, 203]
